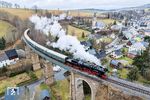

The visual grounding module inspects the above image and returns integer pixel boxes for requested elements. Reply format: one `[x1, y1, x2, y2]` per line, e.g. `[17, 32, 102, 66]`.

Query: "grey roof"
[114, 50, 122, 56]
[145, 29, 150, 32]
[5, 49, 18, 60]
[0, 53, 9, 62]
[88, 49, 96, 55]
[81, 41, 92, 47]
[110, 60, 120, 66]
[95, 50, 106, 59]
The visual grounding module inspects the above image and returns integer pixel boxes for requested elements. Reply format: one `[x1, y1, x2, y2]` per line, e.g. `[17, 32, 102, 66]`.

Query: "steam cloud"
[29, 14, 101, 65]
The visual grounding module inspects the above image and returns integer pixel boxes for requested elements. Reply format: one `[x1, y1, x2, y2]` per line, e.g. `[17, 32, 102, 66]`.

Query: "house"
[127, 35, 144, 46]
[127, 42, 147, 58]
[95, 21, 105, 30]
[110, 50, 123, 59]
[110, 60, 123, 69]
[122, 31, 133, 40]
[0, 53, 9, 68]
[88, 49, 96, 55]
[144, 29, 150, 36]
[0, 49, 19, 68]
[95, 50, 106, 59]
[5, 49, 19, 65]
[80, 41, 92, 50]
[40, 90, 50, 100]
[140, 22, 147, 27]
[127, 51, 137, 58]
[92, 12, 105, 30]
[88, 33, 102, 40]
[111, 24, 123, 31]
[122, 28, 139, 40]
[127, 40, 136, 46]
[126, 34, 144, 46]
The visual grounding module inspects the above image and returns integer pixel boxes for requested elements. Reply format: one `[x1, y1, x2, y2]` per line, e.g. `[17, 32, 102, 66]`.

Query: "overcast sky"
[3, 0, 150, 10]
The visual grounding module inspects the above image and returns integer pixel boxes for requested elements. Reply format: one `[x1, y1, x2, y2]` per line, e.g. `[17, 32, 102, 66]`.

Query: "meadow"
[97, 18, 117, 24]
[0, 8, 34, 20]
[0, 20, 15, 38]
[67, 25, 90, 41]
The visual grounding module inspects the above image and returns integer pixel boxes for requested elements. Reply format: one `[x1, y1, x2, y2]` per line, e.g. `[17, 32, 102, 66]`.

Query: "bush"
[26, 71, 37, 79]
[17, 78, 37, 86]
[143, 69, 150, 80]
[9, 70, 26, 77]
[0, 66, 7, 74]
[0, 37, 6, 50]
[127, 67, 139, 81]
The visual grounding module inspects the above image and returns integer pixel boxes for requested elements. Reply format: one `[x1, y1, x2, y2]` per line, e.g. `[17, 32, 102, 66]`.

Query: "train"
[23, 29, 108, 79]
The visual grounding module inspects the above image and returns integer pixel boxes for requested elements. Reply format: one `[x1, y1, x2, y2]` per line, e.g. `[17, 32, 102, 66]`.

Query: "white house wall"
[0, 58, 19, 68]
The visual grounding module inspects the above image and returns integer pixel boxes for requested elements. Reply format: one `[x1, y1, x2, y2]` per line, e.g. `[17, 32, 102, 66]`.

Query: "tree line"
[0, 0, 41, 12]
[0, 1, 20, 8]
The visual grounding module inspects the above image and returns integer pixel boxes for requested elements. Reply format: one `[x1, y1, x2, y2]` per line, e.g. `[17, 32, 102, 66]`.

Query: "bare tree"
[14, 3, 20, 8]
[45, 10, 52, 18]
[32, 5, 38, 13]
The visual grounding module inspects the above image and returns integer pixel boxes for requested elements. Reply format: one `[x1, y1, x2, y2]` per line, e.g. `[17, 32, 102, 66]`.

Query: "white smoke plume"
[50, 21, 66, 37]
[29, 15, 101, 65]
[52, 35, 101, 65]
[59, 13, 67, 20]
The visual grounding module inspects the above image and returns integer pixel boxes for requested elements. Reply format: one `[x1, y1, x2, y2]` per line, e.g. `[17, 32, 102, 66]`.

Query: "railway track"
[23, 30, 150, 97]
[106, 78, 150, 96]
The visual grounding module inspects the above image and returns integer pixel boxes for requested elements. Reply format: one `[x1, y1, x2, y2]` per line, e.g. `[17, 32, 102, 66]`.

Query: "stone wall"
[71, 72, 144, 100]
[95, 84, 143, 100]
[43, 61, 54, 86]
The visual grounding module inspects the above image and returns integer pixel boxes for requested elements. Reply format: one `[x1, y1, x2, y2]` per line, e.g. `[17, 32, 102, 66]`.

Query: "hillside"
[0, 8, 95, 18]
[0, 8, 35, 20]
[0, 20, 16, 38]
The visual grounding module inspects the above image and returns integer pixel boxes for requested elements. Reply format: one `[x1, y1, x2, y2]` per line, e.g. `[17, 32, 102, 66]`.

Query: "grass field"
[68, 10, 93, 17]
[0, 8, 106, 20]
[118, 68, 129, 79]
[67, 25, 90, 41]
[0, 8, 94, 20]
[97, 18, 117, 24]
[85, 94, 91, 100]
[51, 79, 69, 100]
[0, 20, 16, 38]
[117, 57, 133, 65]
[0, 73, 30, 95]
[40, 83, 50, 90]
[0, 8, 34, 20]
